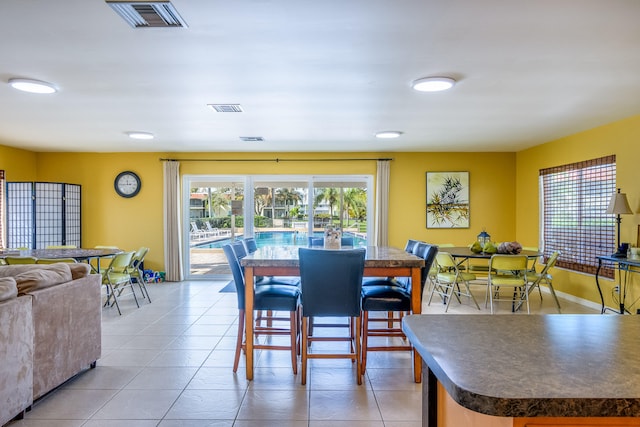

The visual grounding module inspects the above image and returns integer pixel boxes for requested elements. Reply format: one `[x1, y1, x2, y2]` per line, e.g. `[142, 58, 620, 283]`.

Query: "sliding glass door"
[183, 175, 372, 279]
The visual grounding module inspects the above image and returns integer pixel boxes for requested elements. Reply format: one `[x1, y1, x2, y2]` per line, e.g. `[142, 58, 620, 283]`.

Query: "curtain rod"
[159, 157, 393, 162]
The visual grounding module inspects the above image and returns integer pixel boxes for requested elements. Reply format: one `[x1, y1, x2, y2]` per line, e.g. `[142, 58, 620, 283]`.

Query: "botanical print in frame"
[426, 171, 470, 228]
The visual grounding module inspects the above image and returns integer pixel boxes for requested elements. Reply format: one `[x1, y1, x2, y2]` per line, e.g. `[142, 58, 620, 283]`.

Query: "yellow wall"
[389, 152, 516, 248]
[516, 114, 640, 308]
[1, 150, 517, 272]
[0, 145, 37, 181]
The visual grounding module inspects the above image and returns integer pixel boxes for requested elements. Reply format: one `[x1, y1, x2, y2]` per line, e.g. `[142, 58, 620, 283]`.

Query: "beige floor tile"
[157, 421, 233, 427]
[234, 421, 308, 427]
[309, 367, 371, 390]
[124, 367, 198, 390]
[64, 366, 143, 390]
[166, 335, 223, 350]
[153, 314, 202, 325]
[309, 422, 384, 427]
[91, 389, 182, 419]
[147, 349, 212, 367]
[382, 422, 423, 427]
[119, 334, 177, 350]
[201, 349, 245, 368]
[247, 367, 306, 390]
[139, 322, 192, 336]
[164, 389, 244, 420]
[211, 336, 238, 351]
[237, 389, 309, 421]
[375, 390, 422, 422]
[366, 368, 421, 391]
[185, 367, 250, 390]
[309, 389, 382, 421]
[26, 389, 118, 420]
[98, 348, 163, 367]
[82, 420, 160, 427]
[193, 315, 238, 325]
[183, 324, 232, 336]
[9, 419, 85, 427]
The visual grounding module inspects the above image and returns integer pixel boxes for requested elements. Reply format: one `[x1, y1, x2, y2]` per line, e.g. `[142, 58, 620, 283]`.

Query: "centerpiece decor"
[324, 225, 342, 249]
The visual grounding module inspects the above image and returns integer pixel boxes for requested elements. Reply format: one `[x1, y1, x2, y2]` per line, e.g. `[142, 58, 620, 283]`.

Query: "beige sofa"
[0, 263, 101, 426]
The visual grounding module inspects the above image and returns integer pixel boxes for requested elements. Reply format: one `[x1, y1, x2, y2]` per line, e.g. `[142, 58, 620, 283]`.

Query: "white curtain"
[163, 161, 183, 281]
[375, 159, 390, 246]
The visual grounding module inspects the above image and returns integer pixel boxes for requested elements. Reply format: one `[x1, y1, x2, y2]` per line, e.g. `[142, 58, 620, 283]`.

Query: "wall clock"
[114, 171, 141, 198]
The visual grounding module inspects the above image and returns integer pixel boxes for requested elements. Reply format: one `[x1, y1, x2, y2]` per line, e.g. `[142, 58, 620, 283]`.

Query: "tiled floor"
[9, 279, 598, 427]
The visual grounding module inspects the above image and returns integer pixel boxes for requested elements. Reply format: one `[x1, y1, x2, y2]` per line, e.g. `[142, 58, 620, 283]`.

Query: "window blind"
[540, 155, 616, 278]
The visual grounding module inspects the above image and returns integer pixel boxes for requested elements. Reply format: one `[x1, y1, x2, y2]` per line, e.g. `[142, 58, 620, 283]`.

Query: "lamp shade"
[606, 189, 632, 215]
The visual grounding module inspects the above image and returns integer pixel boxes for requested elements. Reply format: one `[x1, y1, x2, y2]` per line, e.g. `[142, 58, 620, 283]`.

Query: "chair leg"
[546, 280, 562, 312]
[355, 315, 362, 385]
[106, 283, 122, 315]
[234, 310, 245, 373]
[301, 317, 309, 385]
[361, 311, 369, 375]
[289, 311, 298, 374]
[128, 280, 140, 308]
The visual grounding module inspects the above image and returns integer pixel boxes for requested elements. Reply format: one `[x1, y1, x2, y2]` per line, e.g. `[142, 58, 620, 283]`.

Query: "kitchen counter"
[402, 314, 640, 425]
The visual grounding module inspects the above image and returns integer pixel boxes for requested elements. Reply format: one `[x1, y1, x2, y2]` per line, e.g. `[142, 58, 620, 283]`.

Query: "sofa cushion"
[0, 277, 18, 301]
[14, 263, 73, 295]
[69, 263, 92, 280]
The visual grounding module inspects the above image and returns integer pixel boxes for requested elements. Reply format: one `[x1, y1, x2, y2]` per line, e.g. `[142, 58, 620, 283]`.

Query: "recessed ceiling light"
[8, 78, 57, 94]
[126, 131, 154, 140]
[375, 131, 403, 139]
[411, 76, 456, 92]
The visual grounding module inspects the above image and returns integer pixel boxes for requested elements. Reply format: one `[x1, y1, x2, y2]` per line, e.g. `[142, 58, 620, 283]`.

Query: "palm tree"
[275, 188, 303, 217]
[209, 188, 231, 217]
[343, 188, 367, 225]
[314, 187, 339, 218]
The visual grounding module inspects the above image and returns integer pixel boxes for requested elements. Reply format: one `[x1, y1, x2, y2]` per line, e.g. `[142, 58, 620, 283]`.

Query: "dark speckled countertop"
[402, 314, 640, 417]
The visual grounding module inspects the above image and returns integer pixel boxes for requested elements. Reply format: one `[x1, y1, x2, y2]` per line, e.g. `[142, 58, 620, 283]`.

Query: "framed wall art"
[426, 171, 470, 228]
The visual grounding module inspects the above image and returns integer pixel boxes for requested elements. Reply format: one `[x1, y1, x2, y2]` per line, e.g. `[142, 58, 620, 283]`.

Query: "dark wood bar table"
[403, 314, 640, 426]
[241, 245, 425, 382]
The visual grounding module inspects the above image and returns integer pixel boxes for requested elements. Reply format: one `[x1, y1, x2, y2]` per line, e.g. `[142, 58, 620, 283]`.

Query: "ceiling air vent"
[208, 104, 244, 113]
[106, 1, 188, 28]
[240, 137, 264, 142]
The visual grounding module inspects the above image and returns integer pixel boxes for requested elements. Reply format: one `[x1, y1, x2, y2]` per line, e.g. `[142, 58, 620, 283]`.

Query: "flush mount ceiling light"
[8, 78, 57, 94]
[411, 76, 456, 92]
[375, 131, 403, 139]
[126, 131, 154, 140]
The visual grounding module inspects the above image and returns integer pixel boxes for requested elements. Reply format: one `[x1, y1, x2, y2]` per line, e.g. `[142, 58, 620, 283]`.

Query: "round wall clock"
[114, 171, 141, 198]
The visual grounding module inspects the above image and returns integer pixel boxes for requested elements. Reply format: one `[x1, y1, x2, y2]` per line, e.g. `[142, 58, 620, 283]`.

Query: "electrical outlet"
[614, 285, 620, 293]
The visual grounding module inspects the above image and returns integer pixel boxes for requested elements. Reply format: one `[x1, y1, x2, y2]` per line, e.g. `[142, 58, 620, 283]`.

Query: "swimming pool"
[194, 231, 367, 249]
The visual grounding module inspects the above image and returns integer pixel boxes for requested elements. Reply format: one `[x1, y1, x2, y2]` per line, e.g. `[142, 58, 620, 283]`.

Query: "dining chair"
[404, 239, 422, 253]
[428, 252, 481, 312]
[223, 243, 300, 374]
[360, 244, 438, 376]
[102, 251, 138, 315]
[522, 246, 540, 276]
[526, 251, 561, 312]
[128, 247, 151, 303]
[298, 247, 366, 385]
[487, 254, 530, 314]
[242, 237, 258, 254]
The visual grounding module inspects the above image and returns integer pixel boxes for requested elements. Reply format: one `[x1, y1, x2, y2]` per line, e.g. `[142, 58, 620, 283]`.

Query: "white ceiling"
[1, 0, 639, 153]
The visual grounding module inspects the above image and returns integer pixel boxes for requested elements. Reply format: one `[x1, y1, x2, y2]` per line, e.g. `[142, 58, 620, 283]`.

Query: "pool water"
[195, 231, 366, 249]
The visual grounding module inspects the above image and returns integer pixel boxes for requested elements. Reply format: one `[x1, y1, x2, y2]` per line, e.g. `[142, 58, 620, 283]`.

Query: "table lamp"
[606, 188, 632, 257]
